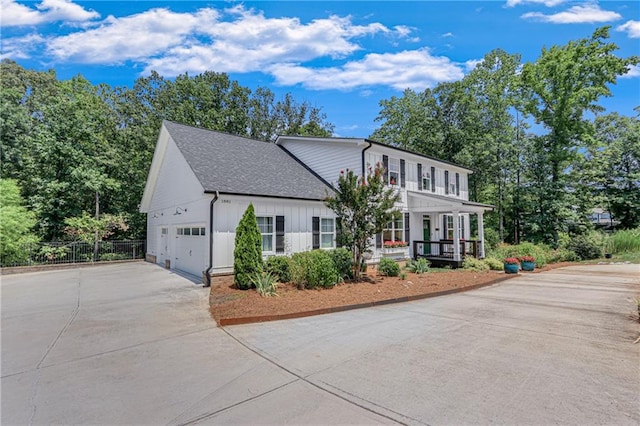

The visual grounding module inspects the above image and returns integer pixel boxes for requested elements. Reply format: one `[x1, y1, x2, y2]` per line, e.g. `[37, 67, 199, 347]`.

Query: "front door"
[422, 216, 431, 254]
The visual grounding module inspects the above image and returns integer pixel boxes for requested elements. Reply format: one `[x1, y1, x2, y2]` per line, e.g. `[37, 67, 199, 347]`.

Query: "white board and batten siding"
[144, 134, 211, 276]
[211, 195, 336, 272]
[278, 139, 361, 186]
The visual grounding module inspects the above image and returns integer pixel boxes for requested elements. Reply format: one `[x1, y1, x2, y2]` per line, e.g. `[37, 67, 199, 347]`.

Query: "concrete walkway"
[1, 263, 638, 424]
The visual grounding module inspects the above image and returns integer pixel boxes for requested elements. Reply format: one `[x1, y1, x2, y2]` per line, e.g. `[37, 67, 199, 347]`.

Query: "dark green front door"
[423, 216, 431, 254]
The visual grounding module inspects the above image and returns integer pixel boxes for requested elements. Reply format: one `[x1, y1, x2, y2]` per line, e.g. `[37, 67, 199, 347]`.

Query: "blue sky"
[2, 0, 639, 137]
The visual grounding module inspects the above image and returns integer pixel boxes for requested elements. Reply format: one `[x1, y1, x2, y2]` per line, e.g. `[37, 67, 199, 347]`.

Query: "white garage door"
[174, 226, 207, 277]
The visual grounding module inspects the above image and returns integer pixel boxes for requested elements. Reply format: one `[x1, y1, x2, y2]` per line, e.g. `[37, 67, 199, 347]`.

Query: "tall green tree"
[519, 26, 639, 244]
[0, 179, 38, 266]
[325, 165, 400, 281]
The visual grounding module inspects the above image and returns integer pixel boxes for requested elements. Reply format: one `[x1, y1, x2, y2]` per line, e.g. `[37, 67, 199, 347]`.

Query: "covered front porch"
[407, 191, 494, 268]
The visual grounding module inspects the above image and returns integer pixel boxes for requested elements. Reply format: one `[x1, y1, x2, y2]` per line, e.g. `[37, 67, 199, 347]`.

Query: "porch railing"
[1, 240, 146, 268]
[413, 240, 481, 260]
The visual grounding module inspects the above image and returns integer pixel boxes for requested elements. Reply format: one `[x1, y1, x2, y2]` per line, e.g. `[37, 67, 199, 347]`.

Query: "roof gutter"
[203, 191, 219, 287]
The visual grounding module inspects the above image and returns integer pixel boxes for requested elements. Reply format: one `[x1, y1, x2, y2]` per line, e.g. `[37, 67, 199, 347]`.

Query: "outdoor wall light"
[174, 207, 187, 215]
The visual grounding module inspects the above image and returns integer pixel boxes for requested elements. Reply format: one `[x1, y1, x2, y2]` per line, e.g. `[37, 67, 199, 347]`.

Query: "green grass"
[606, 228, 640, 254]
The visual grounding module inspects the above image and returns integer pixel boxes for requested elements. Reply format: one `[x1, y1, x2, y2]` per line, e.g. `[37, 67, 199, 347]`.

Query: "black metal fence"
[1, 240, 146, 268]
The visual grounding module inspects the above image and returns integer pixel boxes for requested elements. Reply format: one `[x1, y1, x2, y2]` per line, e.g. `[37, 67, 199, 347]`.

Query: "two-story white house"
[141, 121, 493, 283]
[276, 136, 493, 267]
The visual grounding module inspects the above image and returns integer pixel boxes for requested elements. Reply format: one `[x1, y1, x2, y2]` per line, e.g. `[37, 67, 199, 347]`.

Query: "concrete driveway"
[1, 262, 638, 425]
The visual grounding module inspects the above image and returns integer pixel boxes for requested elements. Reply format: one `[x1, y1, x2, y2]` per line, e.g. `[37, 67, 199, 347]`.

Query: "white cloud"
[620, 64, 640, 79]
[0, 33, 46, 59]
[505, 0, 565, 7]
[464, 59, 482, 72]
[441, 32, 454, 38]
[46, 8, 218, 63]
[268, 48, 464, 91]
[522, 4, 621, 24]
[0, 0, 99, 26]
[616, 20, 640, 38]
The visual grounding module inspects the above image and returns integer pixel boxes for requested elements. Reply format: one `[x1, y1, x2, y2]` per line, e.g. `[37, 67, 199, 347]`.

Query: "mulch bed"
[209, 262, 575, 326]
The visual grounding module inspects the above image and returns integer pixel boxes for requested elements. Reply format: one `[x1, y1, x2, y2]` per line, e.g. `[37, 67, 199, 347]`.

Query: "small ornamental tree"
[325, 165, 401, 281]
[234, 203, 263, 289]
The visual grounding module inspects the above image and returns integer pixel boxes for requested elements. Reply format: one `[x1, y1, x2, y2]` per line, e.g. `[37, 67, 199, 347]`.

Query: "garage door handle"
[189, 250, 192, 256]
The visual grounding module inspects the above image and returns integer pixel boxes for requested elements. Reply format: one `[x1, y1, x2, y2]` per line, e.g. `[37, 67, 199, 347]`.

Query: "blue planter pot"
[504, 263, 519, 274]
[521, 261, 535, 271]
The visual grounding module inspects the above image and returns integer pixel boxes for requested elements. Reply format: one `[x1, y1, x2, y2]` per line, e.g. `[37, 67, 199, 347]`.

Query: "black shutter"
[382, 155, 389, 185]
[400, 159, 406, 188]
[431, 166, 436, 192]
[445, 171, 449, 194]
[312, 216, 320, 249]
[417, 164, 423, 190]
[444, 215, 448, 239]
[404, 212, 410, 244]
[335, 218, 343, 248]
[455, 173, 460, 196]
[376, 232, 382, 249]
[276, 216, 285, 253]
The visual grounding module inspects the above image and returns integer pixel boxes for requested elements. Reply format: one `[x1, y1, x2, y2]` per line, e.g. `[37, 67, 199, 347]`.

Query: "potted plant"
[519, 255, 535, 271]
[503, 257, 520, 274]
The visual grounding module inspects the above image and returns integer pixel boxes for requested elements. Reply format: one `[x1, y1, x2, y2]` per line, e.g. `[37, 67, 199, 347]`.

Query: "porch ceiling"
[406, 191, 494, 214]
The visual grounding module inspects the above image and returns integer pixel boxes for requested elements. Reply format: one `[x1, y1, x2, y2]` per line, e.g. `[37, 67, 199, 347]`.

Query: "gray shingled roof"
[164, 121, 332, 200]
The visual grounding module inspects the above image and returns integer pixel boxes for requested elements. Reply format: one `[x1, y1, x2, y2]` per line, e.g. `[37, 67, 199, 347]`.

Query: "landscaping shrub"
[547, 248, 578, 263]
[462, 257, 489, 272]
[290, 250, 339, 289]
[489, 242, 552, 268]
[250, 271, 278, 296]
[265, 256, 291, 283]
[483, 227, 500, 251]
[329, 247, 354, 280]
[234, 203, 263, 290]
[566, 232, 603, 260]
[405, 258, 430, 274]
[378, 257, 400, 277]
[483, 257, 504, 271]
[607, 228, 640, 254]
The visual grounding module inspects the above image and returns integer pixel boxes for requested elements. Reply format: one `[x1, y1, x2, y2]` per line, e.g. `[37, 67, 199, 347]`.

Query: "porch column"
[477, 212, 485, 259]
[452, 210, 461, 262]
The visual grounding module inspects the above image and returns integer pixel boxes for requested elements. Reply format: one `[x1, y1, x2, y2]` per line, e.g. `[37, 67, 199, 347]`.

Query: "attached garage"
[174, 226, 207, 277]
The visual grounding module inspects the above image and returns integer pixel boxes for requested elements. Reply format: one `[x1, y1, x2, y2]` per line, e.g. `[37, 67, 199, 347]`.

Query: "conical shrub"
[233, 203, 263, 289]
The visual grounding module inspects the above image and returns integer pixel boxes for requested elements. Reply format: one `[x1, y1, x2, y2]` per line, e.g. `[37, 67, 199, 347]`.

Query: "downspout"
[203, 191, 219, 287]
[361, 140, 373, 176]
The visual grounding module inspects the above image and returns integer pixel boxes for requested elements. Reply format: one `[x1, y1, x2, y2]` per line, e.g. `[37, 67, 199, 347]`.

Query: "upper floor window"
[422, 170, 431, 192]
[256, 216, 274, 252]
[177, 227, 206, 236]
[388, 158, 400, 186]
[449, 181, 456, 195]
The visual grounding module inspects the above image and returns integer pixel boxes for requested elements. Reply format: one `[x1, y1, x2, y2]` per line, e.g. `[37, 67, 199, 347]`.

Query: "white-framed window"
[177, 227, 205, 236]
[320, 218, 335, 249]
[445, 216, 465, 240]
[388, 158, 400, 186]
[383, 216, 405, 244]
[449, 181, 457, 195]
[422, 170, 431, 192]
[256, 216, 274, 252]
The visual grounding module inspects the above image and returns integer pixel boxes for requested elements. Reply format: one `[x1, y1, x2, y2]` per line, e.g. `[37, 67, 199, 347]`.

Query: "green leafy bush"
[483, 228, 500, 251]
[483, 257, 505, 271]
[566, 232, 603, 260]
[378, 257, 400, 277]
[489, 242, 552, 267]
[250, 271, 278, 296]
[607, 228, 640, 254]
[290, 250, 339, 289]
[100, 253, 128, 261]
[547, 248, 578, 263]
[265, 256, 291, 283]
[405, 258, 430, 274]
[329, 247, 354, 280]
[462, 257, 490, 272]
[234, 204, 263, 290]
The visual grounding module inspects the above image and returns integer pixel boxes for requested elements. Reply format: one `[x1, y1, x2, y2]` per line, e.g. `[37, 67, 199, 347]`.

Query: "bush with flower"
[503, 257, 520, 265]
[519, 256, 535, 263]
[384, 240, 408, 248]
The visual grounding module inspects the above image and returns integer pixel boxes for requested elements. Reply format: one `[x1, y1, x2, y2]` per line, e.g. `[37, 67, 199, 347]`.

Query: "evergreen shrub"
[378, 257, 400, 277]
[233, 204, 263, 290]
[265, 256, 291, 283]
